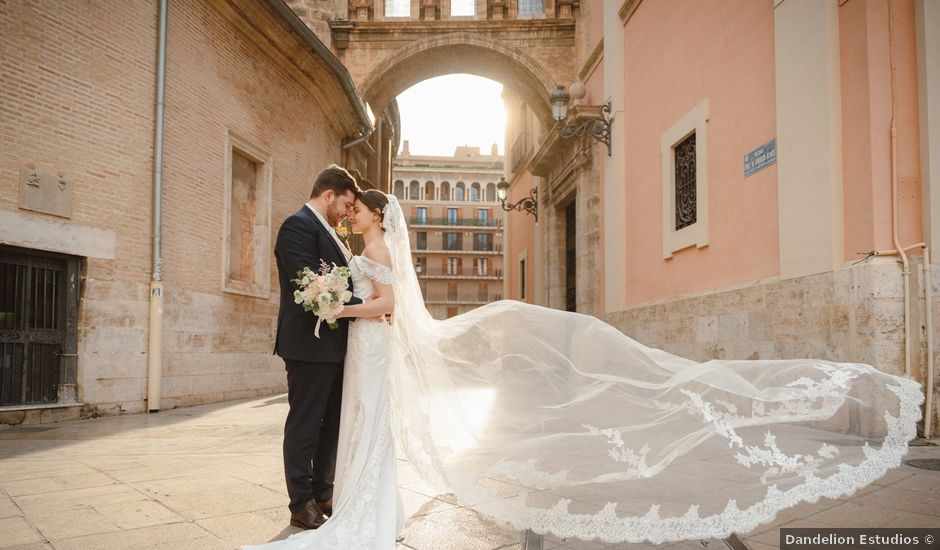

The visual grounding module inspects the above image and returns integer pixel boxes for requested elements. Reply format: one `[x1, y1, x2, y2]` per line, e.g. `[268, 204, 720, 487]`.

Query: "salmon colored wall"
[621, 0, 779, 307]
[840, 0, 923, 258]
[506, 170, 537, 303]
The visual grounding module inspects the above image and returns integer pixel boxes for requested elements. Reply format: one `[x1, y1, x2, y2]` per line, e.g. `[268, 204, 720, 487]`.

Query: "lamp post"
[496, 176, 538, 222]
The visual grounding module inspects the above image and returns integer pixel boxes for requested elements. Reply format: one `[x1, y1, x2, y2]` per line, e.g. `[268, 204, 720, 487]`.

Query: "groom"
[274, 165, 362, 530]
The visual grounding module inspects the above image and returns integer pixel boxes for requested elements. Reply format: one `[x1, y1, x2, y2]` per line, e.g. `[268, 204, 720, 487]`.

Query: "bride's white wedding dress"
[252, 194, 923, 548]
[247, 254, 403, 550]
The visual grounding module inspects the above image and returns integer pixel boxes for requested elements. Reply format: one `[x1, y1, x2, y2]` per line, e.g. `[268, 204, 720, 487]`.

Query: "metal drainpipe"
[147, 0, 168, 413]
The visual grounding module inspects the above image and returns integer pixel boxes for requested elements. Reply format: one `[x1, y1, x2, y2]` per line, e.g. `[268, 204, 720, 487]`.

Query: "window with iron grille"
[674, 132, 697, 231]
[660, 98, 708, 259]
[518, 0, 544, 16]
[0, 246, 80, 406]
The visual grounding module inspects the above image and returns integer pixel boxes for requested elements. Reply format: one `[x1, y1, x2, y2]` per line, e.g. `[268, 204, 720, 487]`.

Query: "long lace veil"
[380, 195, 922, 544]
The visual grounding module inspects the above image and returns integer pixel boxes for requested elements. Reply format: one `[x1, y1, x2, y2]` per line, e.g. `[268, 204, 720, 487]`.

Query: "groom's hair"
[310, 165, 361, 199]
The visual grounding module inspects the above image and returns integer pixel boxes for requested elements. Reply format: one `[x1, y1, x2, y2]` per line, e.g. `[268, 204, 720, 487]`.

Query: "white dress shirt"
[306, 203, 352, 261]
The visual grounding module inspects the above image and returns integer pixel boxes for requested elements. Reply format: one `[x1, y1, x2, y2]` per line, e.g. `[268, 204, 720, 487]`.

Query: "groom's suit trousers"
[283, 359, 344, 513]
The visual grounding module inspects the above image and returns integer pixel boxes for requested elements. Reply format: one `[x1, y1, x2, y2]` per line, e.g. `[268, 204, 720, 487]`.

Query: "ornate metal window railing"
[674, 132, 697, 231]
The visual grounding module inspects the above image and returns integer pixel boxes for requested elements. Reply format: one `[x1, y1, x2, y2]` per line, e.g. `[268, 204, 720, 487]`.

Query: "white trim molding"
[661, 98, 710, 259]
[222, 131, 273, 299]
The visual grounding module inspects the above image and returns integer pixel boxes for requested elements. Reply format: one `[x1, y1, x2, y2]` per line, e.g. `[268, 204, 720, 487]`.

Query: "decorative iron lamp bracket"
[557, 101, 612, 157]
[497, 177, 538, 222]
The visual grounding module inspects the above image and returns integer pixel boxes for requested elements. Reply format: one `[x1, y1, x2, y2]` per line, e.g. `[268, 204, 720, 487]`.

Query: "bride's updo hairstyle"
[358, 189, 390, 231]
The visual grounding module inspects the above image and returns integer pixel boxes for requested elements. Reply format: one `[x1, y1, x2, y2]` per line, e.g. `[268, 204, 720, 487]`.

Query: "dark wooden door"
[565, 201, 576, 312]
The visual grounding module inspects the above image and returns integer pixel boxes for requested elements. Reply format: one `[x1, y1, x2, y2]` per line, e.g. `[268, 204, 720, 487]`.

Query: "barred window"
[518, 0, 544, 16]
[674, 132, 697, 231]
[385, 0, 410, 17]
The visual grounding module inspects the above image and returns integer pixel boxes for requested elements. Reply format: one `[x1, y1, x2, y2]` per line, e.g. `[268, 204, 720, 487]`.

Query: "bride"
[249, 191, 922, 548]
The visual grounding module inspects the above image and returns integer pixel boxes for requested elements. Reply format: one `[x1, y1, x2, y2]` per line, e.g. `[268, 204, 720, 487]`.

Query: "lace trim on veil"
[472, 380, 922, 544]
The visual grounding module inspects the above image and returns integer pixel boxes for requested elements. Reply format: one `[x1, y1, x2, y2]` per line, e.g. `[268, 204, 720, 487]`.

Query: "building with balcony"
[392, 142, 504, 319]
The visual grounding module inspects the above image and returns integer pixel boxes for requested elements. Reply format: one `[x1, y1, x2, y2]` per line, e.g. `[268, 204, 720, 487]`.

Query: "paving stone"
[0, 516, 44, 547]
[399, 506, 519, 550]
[0, 395, 936, 550]
[47, 522, 216, 550]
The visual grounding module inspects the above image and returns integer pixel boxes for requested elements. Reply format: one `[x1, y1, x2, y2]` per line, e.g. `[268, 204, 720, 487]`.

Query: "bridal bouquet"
[293, 260, 353, 338]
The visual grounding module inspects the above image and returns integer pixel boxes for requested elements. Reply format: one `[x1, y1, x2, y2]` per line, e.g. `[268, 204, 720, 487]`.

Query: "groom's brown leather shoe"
[317, 498, 333, 517]
[290, 499, 328, 530]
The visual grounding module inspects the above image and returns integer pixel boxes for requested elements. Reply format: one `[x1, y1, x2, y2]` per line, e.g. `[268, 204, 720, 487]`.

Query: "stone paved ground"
[0, 395, 937, 550]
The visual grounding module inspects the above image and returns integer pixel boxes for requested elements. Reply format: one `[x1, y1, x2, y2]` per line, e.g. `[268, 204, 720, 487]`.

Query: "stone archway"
[358, 33, 564, 129]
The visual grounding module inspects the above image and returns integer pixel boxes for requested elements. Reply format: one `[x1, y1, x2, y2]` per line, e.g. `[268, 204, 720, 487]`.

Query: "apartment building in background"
[392, 142, 504, 319]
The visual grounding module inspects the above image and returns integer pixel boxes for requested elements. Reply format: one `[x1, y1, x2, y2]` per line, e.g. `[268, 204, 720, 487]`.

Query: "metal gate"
[0, 247, 71, 406]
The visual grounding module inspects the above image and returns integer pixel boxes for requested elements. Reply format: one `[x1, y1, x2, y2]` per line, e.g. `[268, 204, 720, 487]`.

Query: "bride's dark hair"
[358, 189, 389, 231]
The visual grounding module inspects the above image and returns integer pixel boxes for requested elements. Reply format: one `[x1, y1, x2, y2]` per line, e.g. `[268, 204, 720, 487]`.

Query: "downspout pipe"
[888, 0, 912, 379]
[263, 0, 373, 147]
[147, 0, 168, 413]
[924, 245, 934, 439]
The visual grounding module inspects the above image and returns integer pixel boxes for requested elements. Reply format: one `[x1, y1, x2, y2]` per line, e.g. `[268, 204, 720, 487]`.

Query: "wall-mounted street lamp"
[497, 176, 537, 222]
[550, 84, 612, 157]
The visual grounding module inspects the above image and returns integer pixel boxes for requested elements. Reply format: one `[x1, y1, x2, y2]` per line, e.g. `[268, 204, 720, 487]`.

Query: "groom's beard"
[326, 204, 343, 227]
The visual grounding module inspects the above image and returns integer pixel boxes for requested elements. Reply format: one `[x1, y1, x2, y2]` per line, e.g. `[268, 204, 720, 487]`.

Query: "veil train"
[380, 194, 921, 544]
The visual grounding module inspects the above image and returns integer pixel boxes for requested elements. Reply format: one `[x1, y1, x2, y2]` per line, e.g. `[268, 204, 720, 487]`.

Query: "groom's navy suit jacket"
[274, 206, 361, 364]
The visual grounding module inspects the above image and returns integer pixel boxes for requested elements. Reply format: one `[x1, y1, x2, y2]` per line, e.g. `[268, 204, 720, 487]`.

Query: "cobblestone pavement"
[0, 395, 937, 550]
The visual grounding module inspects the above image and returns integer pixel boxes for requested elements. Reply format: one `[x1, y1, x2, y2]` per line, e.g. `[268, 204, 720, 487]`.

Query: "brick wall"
[1, 0, 346, 418]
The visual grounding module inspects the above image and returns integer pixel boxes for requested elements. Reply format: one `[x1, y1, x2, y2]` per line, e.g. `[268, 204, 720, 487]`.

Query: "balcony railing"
[425, 293, 504, 304]
[410, 217, 500, 227]
[413, 245, 503, 254]
[416, 267, 501, 278]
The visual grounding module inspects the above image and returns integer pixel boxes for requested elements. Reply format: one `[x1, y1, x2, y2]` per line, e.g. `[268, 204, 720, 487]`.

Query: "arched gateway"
[283, 0, 577, 190]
